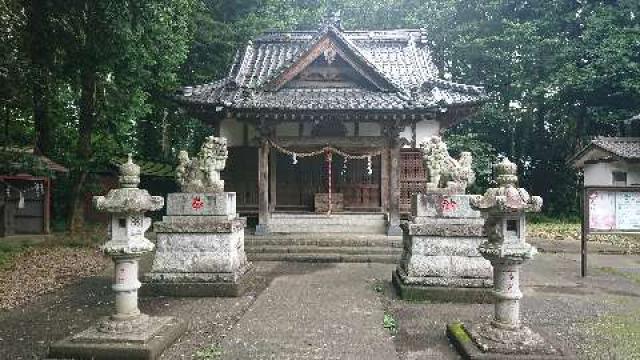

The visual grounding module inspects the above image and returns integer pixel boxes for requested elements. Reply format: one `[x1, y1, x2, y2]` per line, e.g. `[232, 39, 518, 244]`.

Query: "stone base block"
[446, 322, 575, 359]
[402, 254, 492, 279]
[404, 236, 487, 257]
[255, 224, 270, 235]
[151, 229, 248, 274]
[166, 192, 236, 216]
[404, 223, 485, 237]
[387, 224, 403, 236]
[392, 269, 492, 303]
[412, 194, 481, 219]
[142, 265, 253, 297]
[48, 316, 186, 360]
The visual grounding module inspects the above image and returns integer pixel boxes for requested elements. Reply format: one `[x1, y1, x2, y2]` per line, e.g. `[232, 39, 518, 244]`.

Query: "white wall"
[584, 161, 640, 187]
[220, 117, 244, 147]
[415, 120, 440, 144]
[220, 118, 442, 147]
[359, 122, 381, 136]
[275, 122, 299, 137]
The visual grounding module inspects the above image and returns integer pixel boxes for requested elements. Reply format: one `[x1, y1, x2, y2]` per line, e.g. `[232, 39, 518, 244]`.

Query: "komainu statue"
[176, 136, 228, 193]
[420, 136, 475, 193]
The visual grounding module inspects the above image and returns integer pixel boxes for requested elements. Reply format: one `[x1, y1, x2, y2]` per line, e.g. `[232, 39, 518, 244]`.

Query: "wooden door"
[274, 152, 381, 211]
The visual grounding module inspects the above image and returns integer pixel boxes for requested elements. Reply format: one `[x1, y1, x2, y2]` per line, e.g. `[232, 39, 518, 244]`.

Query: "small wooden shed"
[1, 148, 69, 237]
[571, 137, 640, 187]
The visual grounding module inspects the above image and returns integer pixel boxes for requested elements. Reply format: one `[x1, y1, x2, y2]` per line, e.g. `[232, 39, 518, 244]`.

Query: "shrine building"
[177, 21, 486, 235]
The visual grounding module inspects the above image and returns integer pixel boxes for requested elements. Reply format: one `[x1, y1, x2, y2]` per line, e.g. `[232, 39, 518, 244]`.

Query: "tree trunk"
[68, 67, 97, 232]
[29, 0, 51, 155]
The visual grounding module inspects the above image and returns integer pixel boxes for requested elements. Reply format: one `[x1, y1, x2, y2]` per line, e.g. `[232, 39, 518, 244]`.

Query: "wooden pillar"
[269, 149, 277, 213]
[256, 138, 270, 235]
[387, 138, 402, 236]
[380, 148, 390, 212]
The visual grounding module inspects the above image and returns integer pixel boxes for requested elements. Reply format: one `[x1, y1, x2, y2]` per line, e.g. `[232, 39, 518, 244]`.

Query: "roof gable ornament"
[265, 25, 401, 93]
[323, 46, 337, 64]
[326, 10, 342, 31]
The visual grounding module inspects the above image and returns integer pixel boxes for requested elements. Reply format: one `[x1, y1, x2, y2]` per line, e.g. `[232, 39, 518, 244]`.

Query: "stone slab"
[392, 270, 492, 303]
[166, 192, 236, 216]
[446, 322, 576, 360]
[403, 223, 485, 237]
[404, 236, 487, 257]
[153, 218, 245, 233]
[410, 217, 485, 225]
[402, 254, 492, 279]
[219, 263, 398, 359]
[395, 266, 493, 288]
[150, 231, 248, 274]
[412, 194, 481, 219]
[163, 214, 237, 222]
[142, 266, 253, 297]
[48, 316, 186, 360]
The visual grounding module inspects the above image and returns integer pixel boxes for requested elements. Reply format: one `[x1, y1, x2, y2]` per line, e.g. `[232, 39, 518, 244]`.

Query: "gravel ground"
[377, 253, 640, 360]
[2, 249, 640, 359]
[0, 246, 109, 311]
[0, 258, 321, 360]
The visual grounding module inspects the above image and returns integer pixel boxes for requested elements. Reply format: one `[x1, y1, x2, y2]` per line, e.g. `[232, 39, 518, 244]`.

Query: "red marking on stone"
[192, 196, 205, 210]
[441, 199, 458, 211]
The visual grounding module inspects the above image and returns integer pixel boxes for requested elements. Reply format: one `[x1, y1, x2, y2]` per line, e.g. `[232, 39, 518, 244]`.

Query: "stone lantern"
[49, 154, 186, 360]
[447, 158, 570, 358]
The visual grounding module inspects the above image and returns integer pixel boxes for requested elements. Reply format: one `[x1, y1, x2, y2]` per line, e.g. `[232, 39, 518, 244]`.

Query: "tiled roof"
[592, 137, 640, 160]
[1, 147, 69, 173]
[178, 26, 486, 113]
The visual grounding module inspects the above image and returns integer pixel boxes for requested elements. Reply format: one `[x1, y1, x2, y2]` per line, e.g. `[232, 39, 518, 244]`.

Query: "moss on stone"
[448, 322, 471, 343]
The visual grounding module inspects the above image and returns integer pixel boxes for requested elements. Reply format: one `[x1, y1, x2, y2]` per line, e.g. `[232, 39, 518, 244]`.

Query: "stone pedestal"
[144, 192, 252, 297]
[393, 193, 493, 303]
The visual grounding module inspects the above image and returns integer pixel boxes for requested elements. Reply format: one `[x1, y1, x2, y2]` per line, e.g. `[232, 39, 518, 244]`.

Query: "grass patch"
[598, 266, 640, 285]
[527, 222, 581, 241]
[383, 312, 398, 335]
[0, 241, 32, 269]
[194, 344, 223, 360]
[583, 310, 640, 359]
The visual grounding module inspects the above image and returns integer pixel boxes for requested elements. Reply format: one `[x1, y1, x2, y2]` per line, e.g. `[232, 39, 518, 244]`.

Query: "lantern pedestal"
[49, 155, 185, 360]
[446, 158, 573, 359]
[48, 315, 186, 360]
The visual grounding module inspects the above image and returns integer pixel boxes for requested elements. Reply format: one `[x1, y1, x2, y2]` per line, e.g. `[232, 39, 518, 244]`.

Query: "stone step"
[271, 213, 386, 220]
[247, 253, 401, 264]
[245, 236, 402, 248]
[245, 245, 402, 255]
[267, 213, 388, 234]
[269, 218, 387, 226]
[267, 223, 387, 234]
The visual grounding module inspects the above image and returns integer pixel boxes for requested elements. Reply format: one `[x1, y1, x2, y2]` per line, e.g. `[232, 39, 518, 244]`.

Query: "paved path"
[221, 263, 398, 360]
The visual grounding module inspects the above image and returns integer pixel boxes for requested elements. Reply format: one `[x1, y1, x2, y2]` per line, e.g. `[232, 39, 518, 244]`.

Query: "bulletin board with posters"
[587, 189, 640, 232]
[582, 186, 640, 276]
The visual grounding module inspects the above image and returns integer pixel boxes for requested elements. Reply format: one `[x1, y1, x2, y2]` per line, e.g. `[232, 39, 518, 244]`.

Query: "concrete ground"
[1, 251, 640, 359]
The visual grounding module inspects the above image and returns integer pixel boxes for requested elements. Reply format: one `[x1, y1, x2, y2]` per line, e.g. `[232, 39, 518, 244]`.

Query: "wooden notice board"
[582, 186, 640, 276]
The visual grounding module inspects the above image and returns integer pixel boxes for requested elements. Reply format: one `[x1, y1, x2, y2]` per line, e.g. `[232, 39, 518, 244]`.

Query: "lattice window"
[400, 149, 427, 214]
